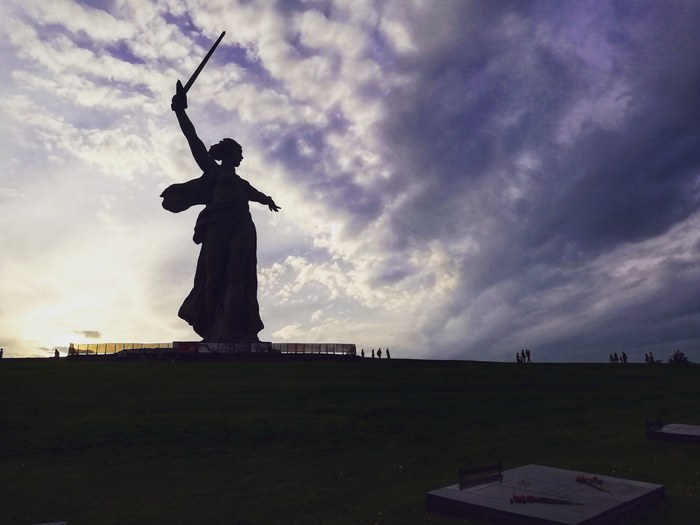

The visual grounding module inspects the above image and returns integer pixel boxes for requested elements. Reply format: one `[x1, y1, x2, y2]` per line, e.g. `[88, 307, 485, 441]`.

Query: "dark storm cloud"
[375, 1, 700, 359]
[536, 117, 700, 254]
[381, 4, 581, 243]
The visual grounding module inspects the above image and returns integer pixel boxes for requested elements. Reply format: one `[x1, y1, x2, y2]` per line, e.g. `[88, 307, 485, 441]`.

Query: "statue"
[160, 34, 280, 342]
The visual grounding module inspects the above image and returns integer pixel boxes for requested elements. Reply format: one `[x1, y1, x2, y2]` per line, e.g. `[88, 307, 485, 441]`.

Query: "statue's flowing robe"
[161, 169, 268, 341]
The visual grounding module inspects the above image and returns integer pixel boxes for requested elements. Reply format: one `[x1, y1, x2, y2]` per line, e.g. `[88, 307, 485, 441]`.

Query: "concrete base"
[173, 341, 275, 354]
[426, 464, 664, 525]
[646, 423, 700, 443]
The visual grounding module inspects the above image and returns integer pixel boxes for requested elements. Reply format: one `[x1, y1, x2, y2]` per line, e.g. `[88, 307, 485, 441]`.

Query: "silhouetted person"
[386, 348, 390, 359]
[613, 352, 619, 364]
[0, 348, 3, 359]
[516, 353, 521, 364]
[161, 81, 280, 341]
[54, 349, 60, 361]
[361, 349, 365, 358]
[526, 349, 531, 363]
[377, 348, 382, 359]
[621, 351, 627, 364]
[520, 349, 526, 362]
[610, 353, 614, 364]
[649, 351, 655, 364]
[372, 349, 375, 358]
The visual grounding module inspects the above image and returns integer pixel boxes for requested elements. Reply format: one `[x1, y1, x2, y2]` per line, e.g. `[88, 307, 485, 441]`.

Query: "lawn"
[1, 358, 698, 524]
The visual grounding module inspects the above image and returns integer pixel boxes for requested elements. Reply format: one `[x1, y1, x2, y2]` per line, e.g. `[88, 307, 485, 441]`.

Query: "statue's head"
[210, 138, 243, 165]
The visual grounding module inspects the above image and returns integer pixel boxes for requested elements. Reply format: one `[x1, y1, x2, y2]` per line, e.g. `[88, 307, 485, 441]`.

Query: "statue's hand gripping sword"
[176, 31, 226, 98]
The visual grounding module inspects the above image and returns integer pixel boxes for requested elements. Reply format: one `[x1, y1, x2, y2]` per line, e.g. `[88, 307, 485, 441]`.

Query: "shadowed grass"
[1, 359, 698, 524]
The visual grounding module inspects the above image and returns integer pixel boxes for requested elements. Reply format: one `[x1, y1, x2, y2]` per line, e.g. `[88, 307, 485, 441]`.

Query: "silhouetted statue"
[161, 81, 280, 341]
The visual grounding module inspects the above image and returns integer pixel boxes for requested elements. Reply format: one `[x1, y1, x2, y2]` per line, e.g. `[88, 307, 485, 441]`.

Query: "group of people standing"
[361, 348, 391, 359]
[609, 352, 628, 364]
[515, 349, 532, 364]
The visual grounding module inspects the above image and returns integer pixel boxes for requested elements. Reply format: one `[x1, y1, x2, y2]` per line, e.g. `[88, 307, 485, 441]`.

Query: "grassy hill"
[1, 358, 698, 524]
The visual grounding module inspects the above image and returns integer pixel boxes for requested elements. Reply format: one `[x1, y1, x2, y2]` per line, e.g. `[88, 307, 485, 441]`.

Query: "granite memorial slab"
[646, 422, 700, 443]
[426, 464, 664, 524]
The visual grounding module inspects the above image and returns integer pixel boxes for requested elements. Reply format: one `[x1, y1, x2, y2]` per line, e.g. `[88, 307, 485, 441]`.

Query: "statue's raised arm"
[171, 81, 217, 174]
[169, 31, 226, 174]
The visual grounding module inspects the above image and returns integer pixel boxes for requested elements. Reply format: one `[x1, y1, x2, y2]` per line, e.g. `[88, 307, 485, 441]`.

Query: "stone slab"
[426, 464, 664, 525]
[647, 423, 700, 443]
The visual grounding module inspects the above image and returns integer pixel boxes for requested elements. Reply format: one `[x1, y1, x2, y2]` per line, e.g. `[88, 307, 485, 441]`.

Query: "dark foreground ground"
[1, 358, 698, 524]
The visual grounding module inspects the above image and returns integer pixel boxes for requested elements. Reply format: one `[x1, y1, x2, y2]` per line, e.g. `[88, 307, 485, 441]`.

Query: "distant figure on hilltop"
[161, 81, 280, 342]
[386, 348, 391, 359]
[377, 348, 382, 359]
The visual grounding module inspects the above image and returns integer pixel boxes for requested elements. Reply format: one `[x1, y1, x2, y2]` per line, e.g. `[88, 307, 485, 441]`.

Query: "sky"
[1, 0, 699, 362]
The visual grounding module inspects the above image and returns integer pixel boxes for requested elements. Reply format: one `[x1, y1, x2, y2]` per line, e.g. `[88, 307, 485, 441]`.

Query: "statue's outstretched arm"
[171, 81, 217, 173]
[247, 182, 281, 212]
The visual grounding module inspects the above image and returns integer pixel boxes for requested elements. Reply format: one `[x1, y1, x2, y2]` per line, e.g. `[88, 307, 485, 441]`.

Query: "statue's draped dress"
[161, 167, 268, 341]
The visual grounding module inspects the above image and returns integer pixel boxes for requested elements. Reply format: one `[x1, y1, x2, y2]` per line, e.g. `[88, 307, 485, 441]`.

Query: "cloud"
[1, 0, 699, 362]
[76, 330, 101, 339]
[368, 1, 700, 360]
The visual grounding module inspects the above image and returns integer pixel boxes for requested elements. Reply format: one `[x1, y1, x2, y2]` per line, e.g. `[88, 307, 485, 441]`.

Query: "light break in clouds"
[1, 0, 699, 362]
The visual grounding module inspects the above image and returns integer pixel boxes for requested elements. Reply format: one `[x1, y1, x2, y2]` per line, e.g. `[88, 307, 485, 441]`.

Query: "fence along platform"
[68, 342, 356, 356]
[68, 342, 171, 355]
[274, 343, 356, 355]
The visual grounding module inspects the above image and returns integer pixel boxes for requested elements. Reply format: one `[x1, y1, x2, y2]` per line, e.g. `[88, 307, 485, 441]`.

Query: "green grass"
[1, 359, 698, 524]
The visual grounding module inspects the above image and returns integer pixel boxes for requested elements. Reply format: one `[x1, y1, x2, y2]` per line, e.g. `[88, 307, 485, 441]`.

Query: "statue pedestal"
[173, 341, 275, 354]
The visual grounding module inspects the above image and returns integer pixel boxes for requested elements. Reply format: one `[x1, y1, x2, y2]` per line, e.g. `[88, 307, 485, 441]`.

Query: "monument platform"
[646, 422, 700, 443]
[426, 464, 664, 524]
[67, 341, 357, 360]
[173, 341, 274, 354]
